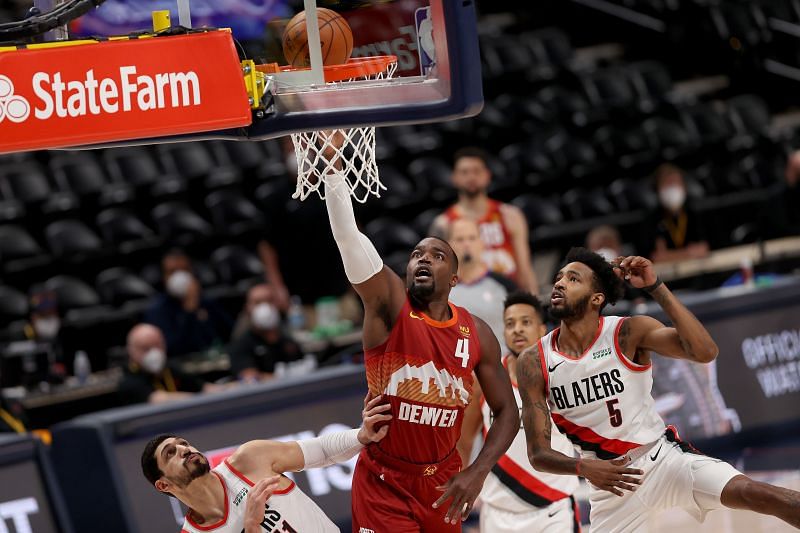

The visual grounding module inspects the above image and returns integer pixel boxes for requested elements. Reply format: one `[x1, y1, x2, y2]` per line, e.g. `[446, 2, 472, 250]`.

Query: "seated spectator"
[448, 218, 517, 346]
[227, 284, 303, 382]
[586, 225, 625, 262]
[430, 147, 539, 292]
[144, 249, 233, 357]
[22, 289, 67, 379]
[117, 324, 217, 405]
[644, 164, 710, 263]
[760, 150, 800, 238]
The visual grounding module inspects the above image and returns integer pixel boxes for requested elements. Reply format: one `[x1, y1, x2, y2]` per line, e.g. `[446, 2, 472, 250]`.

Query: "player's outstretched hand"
[611, 256, 658, 289]
[244, 475, 281, 533]
[579, 457, 643, 497]
[432, 466, 485, 525]
[357, 392, 392, 445]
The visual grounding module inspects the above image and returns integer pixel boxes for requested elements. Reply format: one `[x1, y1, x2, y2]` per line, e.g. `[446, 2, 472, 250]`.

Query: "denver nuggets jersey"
[365, 298, 481, 464]
[539, 316, 665, 460]
[480, 355, 579, 512]
[445, 200, 517, 279]
[180, 460, 338, 533]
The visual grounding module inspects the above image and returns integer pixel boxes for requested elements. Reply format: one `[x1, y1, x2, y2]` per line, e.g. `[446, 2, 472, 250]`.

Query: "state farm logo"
[0, 66, 201, 124]
[0, 75, 31, 123]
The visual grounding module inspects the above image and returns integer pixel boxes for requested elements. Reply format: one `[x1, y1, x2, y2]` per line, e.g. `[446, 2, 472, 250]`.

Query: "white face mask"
[34, 316, 60, 339]
[166, 270, 193, 299]
[659, 186, 686, 211]
[595, 247, 618, 262]
[140, 348, 166, 374]
[251, 303, 280, 330]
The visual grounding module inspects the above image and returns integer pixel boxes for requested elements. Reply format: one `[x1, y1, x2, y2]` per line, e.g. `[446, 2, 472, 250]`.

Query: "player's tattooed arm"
[615, 256, 718, 364]
[517, 344, 577, 475]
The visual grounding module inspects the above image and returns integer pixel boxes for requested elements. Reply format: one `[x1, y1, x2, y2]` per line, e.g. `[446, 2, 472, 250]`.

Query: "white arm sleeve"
[296, 429, 363, 470]
[324, 174, 384, 284]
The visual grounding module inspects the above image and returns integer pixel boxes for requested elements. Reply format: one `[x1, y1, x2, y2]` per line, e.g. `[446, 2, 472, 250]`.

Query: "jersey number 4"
[454, 339, 470, 368]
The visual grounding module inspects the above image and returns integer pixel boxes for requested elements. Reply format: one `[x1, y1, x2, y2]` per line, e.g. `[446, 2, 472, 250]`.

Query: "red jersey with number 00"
[445, 199, 518, 279]
[365, 298, 481, 464]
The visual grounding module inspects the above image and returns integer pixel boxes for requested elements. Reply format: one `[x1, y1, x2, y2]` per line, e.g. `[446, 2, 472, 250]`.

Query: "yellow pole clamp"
[152, 10, 171, 33]
[241, 59, 266, 110]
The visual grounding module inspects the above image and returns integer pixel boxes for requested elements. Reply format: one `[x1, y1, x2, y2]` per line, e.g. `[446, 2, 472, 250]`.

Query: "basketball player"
[323, 169, 519, 530]
[140, 394, 391, 532]
[458, 291, 580, 532]
[430, 147, 538, 293]
[517, 247, 800, 531]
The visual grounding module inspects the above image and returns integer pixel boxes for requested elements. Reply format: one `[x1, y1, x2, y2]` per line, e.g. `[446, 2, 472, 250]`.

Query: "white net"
[290, 58, 397, 203]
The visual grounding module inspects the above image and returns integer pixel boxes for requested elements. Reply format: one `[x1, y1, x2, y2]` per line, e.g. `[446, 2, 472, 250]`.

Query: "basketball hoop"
[269, 56, 397, 203]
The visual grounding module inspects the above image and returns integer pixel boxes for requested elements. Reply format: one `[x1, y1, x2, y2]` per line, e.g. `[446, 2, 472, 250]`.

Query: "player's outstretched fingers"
[244, 476, 281, 529]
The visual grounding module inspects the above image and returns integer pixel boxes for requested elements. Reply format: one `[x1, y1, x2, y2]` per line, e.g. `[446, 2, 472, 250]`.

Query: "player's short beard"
[550, 293, 591, 321]
[409, 279, 435, 304]
[175, 456, 211, 488]
[460, 187, 484, 199]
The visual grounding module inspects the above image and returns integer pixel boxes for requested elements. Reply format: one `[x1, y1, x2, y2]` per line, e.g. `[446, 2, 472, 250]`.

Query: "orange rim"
[257, 55, 397, 83]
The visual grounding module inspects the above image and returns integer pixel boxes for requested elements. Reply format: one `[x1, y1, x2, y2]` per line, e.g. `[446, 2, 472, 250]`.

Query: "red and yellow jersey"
[365, 298, 481, 464]
[445, 199, 517, 279]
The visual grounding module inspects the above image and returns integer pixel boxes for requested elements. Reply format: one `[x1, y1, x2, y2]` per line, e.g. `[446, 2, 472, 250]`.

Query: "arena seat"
[364, 218, 421, 256]
[210, 245, 264, 285]
[95, 268, 155, 307]
[96, 208, 157, 246]
[44, 219, 103, 259]
[150, 202, 213, 244]
[0, 285, 29, 323]
[43, 275, 101, 311]
[512, 193, 565, 227]
[0, 225, 44, 261]
[50, 153, 133, 207]
[104, 147, 186, 200]
[205, 190, 266, 237]
[407, 156, 454, 203]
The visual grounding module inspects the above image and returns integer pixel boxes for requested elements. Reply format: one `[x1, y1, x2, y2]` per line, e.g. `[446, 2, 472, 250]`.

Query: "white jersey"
[479, 355, 579, 513]
[180, 460, 339, 533]
[539, 316, 665, 460]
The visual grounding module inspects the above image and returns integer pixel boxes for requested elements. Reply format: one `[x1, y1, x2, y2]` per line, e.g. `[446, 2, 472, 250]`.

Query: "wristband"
[642, 277, 663, 293]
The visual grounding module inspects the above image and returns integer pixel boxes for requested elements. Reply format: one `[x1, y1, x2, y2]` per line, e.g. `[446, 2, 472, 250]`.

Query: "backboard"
[70, 0, 484, 141]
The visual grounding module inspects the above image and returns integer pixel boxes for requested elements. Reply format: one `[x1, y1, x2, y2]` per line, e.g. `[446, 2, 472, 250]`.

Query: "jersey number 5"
[454, 339, 470, 368]
[606, 399, 623, 427]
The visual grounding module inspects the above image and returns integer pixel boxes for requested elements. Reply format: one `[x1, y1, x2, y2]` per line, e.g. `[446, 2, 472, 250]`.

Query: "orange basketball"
[282, 8, 354, 67]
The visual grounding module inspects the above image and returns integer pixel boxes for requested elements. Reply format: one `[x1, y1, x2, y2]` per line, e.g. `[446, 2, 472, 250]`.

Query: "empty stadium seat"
[364, 218, 421, 256]
[210, 245, 264, 285]
[95, 268, 155, 307]
[205, 190, 266, 236]
[150, 202, 213, 243]
[0, 285, 29, 322]
[512, 194, 565, 227]
[44, 219, 103, 259]
[43, 275, 101, 311]
[0, 225, 44, 261]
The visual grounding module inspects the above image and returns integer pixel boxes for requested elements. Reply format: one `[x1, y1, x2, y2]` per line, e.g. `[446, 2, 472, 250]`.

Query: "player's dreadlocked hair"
[564, 247, 625, 312]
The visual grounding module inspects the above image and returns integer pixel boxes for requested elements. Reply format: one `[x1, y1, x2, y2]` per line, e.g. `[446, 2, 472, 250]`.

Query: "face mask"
[141, 348, 166, 374]
[595, 248, 618, 262]
[659, 186, 686, 211]
[34, 317, 60, 339]
[252, 303, 280, 330]
[166, 270, 192, 298]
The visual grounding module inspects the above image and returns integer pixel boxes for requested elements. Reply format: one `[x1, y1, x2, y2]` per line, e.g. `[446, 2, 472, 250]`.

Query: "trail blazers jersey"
[540, 316, 665, 460]
[480, 355, 579, 512]
[180, 460, 338, 533]
[365, 298, 481, 464]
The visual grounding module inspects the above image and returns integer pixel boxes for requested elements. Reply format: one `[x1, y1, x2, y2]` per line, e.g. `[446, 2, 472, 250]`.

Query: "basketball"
[282, 8, 354, 67]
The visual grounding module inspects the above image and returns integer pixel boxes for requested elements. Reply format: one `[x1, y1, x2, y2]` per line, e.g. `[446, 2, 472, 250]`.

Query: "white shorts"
[588, 432, 741, 533]
[480, 496, 580, 533]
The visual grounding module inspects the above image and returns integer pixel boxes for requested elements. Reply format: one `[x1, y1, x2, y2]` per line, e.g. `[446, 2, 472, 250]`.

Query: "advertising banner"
[0, 31, 251, 154]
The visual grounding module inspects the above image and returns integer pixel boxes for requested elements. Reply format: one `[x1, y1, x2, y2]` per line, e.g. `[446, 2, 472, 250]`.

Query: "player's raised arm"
[613, 256, 718, 364]
[434, 317, 517, 523]
[232, 393, 391, 475]
[517, 343, 643, 496]
[324, 174, 407, 347]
